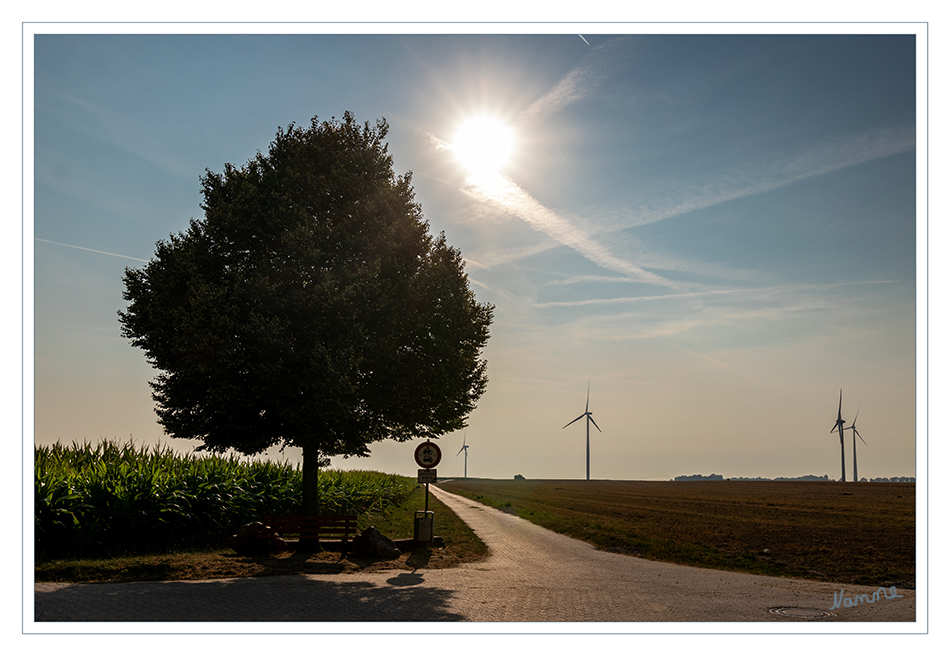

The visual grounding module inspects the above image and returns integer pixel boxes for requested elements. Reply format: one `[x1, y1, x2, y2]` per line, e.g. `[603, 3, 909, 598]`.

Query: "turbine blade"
[848, 407, 861, 430]
[589, 415, 602, 432]
[586, 381, 590, 413]
[457, 446, 465, 456]
[855, 429, 867, 446]
[563, 414, 585, 429]
[837, 389, 843, 421]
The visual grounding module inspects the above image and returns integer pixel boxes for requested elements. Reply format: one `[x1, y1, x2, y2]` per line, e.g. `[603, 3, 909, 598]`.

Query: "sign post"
[413, 441, 442, 541]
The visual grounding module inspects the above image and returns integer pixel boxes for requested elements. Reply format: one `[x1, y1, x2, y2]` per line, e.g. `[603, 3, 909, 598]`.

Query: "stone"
[228, 521, 288, 556]
[351, 526, 402, 558]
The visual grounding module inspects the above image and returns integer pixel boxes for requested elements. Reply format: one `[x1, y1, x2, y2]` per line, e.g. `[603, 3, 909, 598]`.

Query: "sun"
[452, 116, 515, 174]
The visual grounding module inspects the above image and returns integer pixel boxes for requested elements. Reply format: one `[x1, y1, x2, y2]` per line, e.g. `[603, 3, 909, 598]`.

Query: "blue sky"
[28, 27, 923, 481]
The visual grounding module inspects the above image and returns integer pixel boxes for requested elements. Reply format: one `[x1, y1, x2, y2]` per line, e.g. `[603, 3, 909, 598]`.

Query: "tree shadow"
[35, 572, 466, 622]
[228, 549, 350, 577]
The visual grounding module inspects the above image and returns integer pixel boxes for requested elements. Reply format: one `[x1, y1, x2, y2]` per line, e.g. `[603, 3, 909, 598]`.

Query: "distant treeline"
[672, 473, 915, 482]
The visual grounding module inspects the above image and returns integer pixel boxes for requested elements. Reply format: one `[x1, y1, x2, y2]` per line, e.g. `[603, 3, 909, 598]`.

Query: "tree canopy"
[119, 113, 493, 511]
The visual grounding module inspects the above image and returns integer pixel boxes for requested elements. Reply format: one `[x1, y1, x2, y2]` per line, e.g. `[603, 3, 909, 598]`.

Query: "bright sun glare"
[452, 117, 515, 174]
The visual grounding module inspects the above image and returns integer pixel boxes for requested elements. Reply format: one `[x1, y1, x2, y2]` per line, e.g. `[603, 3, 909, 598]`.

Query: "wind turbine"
[457, 434, 470, 479]
[563, 382, 602, 481]
[848, 409, 867, 483]
[830, 389, 847, 482]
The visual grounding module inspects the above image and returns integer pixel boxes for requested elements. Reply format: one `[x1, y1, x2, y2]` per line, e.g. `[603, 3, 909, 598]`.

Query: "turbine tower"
[848, 409, 867, 483]
[457, 434, 470, 479]
[830, 389, 847, 482]
[563, 382, 602, 481]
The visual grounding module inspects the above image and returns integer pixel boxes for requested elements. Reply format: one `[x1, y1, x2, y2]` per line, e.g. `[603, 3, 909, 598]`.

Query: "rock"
[351, 526, 402, 558]
[228, 521, 288, 556]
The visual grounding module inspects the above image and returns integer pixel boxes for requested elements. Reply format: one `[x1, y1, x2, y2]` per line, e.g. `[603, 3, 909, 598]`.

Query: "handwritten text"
[830, 586, 903, 610]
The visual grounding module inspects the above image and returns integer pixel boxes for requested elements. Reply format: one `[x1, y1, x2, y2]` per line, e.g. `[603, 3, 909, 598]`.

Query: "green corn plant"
[35, 440, 415, 559]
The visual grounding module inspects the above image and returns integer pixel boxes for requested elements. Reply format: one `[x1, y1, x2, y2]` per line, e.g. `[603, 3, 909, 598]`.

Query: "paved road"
[33, 484, 916, 624]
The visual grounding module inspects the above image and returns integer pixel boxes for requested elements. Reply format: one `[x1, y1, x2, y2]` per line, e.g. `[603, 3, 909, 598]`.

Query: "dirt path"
[32, 484, 916, 624]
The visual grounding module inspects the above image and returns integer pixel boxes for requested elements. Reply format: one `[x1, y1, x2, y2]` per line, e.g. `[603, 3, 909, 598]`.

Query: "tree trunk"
[302, 443, 320, 515]
[299, 444, 322, 552]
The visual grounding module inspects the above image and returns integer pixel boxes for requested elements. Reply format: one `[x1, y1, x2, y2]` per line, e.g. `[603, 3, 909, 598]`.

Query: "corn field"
[35, 440, 416, 560]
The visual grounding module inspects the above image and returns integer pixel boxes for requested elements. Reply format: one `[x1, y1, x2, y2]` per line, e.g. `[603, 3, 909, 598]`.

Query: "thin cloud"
[43, 89, 195, 181]
[519, 68, 591, 122]
[600, 124, 916, 233]
[462, 171, 677, 289]
[427, 132, 451, 152]
[35, 238, 149, 263]
[440, 39, 653, 282]
[543, 280, 902, 350]
[545, 274, 643, 286]
[466, 240, 560, 269]
[535, 288, 738, 308]
[469, 123, 915, 279]
[518, 37, 627, 122]
[535, 279, 897, 309]
[611, 319, 708, 341]
[451, 42, 914, 296]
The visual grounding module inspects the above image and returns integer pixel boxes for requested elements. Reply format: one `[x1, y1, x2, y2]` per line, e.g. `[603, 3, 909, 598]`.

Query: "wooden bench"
[261, 514, 359, 553]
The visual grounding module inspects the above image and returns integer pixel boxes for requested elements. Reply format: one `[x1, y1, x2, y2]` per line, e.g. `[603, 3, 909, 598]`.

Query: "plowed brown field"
[437, 479, 915, 587]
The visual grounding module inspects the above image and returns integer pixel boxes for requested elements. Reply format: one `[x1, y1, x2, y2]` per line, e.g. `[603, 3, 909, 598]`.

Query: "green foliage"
[119, 112, 492, 512]
[34, 440, 415, 560]
[119, 113, 492, 460]
[314, 468, 417, 517]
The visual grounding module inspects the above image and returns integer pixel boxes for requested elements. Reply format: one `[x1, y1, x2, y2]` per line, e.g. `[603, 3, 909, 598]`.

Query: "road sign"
[418, 468, 437, 483]
[414, 441, 442, 469]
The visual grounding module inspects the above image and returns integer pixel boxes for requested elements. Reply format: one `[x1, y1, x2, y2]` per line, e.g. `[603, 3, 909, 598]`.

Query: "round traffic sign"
[414, 441, 442, 469]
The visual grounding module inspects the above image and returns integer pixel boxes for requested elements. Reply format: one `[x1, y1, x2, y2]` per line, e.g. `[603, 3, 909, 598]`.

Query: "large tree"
[119, 113, 493, 512]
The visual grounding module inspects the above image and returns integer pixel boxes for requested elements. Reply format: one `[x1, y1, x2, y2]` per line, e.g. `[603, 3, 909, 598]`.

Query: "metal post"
[586, 420, 590, 481]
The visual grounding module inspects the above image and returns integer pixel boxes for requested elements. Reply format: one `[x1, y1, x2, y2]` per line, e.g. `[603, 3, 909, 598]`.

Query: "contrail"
[600, 123, 917, 233]
[462, 172, 676, 288]
[35, 238, 149, 263]
[578, 35, 591, 46]
[464, 123, 916, 274]
[519, 36, 626, 121]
